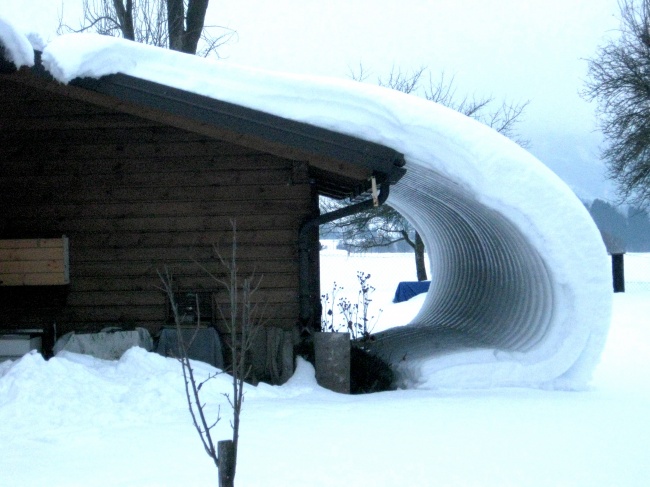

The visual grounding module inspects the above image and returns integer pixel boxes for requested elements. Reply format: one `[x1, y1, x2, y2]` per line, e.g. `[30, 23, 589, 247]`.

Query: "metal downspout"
[298, 181, 391, 334]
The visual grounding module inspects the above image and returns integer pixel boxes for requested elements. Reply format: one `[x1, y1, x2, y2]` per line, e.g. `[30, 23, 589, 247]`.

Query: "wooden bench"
[0, 237, 70, 286]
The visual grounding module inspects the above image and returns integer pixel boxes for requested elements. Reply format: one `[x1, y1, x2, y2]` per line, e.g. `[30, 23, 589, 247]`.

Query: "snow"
[0, 13, 640, 485]
[0, 18, 611, 388]
[319, 241, 427, 331]
[0, 252, 648, 487]
[0, 16, 34, 68]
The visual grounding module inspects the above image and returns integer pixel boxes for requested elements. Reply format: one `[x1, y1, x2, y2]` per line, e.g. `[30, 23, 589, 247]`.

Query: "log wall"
[0, 79, 314, 336]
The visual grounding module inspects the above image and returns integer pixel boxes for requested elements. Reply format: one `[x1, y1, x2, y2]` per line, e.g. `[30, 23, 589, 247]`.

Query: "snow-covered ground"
[1, 251, 648, 487]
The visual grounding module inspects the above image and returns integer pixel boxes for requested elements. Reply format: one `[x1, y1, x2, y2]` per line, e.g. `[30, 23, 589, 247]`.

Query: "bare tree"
[583, 0, 650, 208]
[58, 0, 235, 56]
[421, 70, 529, 146]
[349, 64, 529, 145]
[321, 199, 429, 281]
[199, 222, 265, 480]
[158, 221, 263, 487]
[159, 268, 222, 471]
[323, 66, 529, 281]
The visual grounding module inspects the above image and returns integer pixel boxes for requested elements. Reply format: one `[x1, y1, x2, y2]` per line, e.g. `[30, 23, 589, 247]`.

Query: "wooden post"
[218, 440, 235, 487]
[612, 253, 625, 293]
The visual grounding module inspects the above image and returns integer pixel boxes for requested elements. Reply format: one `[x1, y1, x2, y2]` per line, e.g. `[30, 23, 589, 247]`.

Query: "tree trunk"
[113, 0, 135, 40]
[166, 0, 210, 54]
[166, 0, 185, 51]
[414, 231, 427, 281]
[184, 0, 210, 54]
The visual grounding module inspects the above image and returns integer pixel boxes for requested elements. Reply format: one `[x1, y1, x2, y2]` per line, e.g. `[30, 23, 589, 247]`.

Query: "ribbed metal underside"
[368, 164, 556, 374]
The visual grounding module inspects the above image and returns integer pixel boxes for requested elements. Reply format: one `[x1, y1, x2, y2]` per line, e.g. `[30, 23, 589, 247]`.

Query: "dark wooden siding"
[0, 78, 314, 335]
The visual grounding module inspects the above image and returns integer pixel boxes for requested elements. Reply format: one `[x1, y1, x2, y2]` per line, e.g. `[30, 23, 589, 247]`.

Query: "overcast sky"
[1, 0, 624, 201]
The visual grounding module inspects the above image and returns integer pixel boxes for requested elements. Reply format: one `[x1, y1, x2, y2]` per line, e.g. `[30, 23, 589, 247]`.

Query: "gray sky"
[1, 0, 624, 201]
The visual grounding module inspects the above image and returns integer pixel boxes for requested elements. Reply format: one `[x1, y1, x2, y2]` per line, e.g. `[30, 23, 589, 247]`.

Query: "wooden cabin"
[0, 49, 405, 379]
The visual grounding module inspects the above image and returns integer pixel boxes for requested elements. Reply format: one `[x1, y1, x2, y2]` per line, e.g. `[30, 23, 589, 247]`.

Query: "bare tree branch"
[157, 220, 264, 485]
[157, 267, 221, 469]
[112, 0, 134, 40]
[377, 65, 427, 94]
[583, 0, 650, 207]
[58, 0, 234, 57]
[348, 62, 371, 82]
[324, 63, 530, 280]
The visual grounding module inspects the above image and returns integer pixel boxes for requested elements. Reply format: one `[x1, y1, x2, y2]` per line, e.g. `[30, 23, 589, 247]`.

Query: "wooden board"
[0, 237, 70, 286]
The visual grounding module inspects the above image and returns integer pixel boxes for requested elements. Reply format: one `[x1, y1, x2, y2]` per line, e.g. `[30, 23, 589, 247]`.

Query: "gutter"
[298, 179, 392, 334]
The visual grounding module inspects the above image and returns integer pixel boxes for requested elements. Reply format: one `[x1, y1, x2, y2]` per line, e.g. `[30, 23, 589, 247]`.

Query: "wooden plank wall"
[0, 78, 314, 335]
[0, 237, 70, 286]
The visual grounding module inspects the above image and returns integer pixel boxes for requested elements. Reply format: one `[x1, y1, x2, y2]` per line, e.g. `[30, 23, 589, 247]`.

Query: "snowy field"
[1, 251, 649, 487]
[319, 240, 430, 332]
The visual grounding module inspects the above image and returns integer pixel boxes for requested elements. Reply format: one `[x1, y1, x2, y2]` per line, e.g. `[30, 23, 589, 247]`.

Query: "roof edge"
[20, 49, 406, 195]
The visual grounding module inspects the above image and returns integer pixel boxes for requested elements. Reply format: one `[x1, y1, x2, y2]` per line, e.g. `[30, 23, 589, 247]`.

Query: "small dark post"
[612, 253, 625, 293]
[218, 440, 235, 487]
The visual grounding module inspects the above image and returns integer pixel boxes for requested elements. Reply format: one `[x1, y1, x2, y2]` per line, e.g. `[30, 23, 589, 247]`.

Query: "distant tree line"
[585, 199, 650, 253]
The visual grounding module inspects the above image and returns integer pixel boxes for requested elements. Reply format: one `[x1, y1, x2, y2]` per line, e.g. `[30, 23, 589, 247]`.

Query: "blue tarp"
[393, 281, 431, 303]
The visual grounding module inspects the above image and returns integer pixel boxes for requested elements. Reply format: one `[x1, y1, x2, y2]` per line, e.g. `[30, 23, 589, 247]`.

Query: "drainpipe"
[298, 179, 391, 334]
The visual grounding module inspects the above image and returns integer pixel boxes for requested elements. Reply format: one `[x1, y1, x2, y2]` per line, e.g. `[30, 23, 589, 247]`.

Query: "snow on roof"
[0, 16, 34, 69]
[0, 18, 612, 389]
